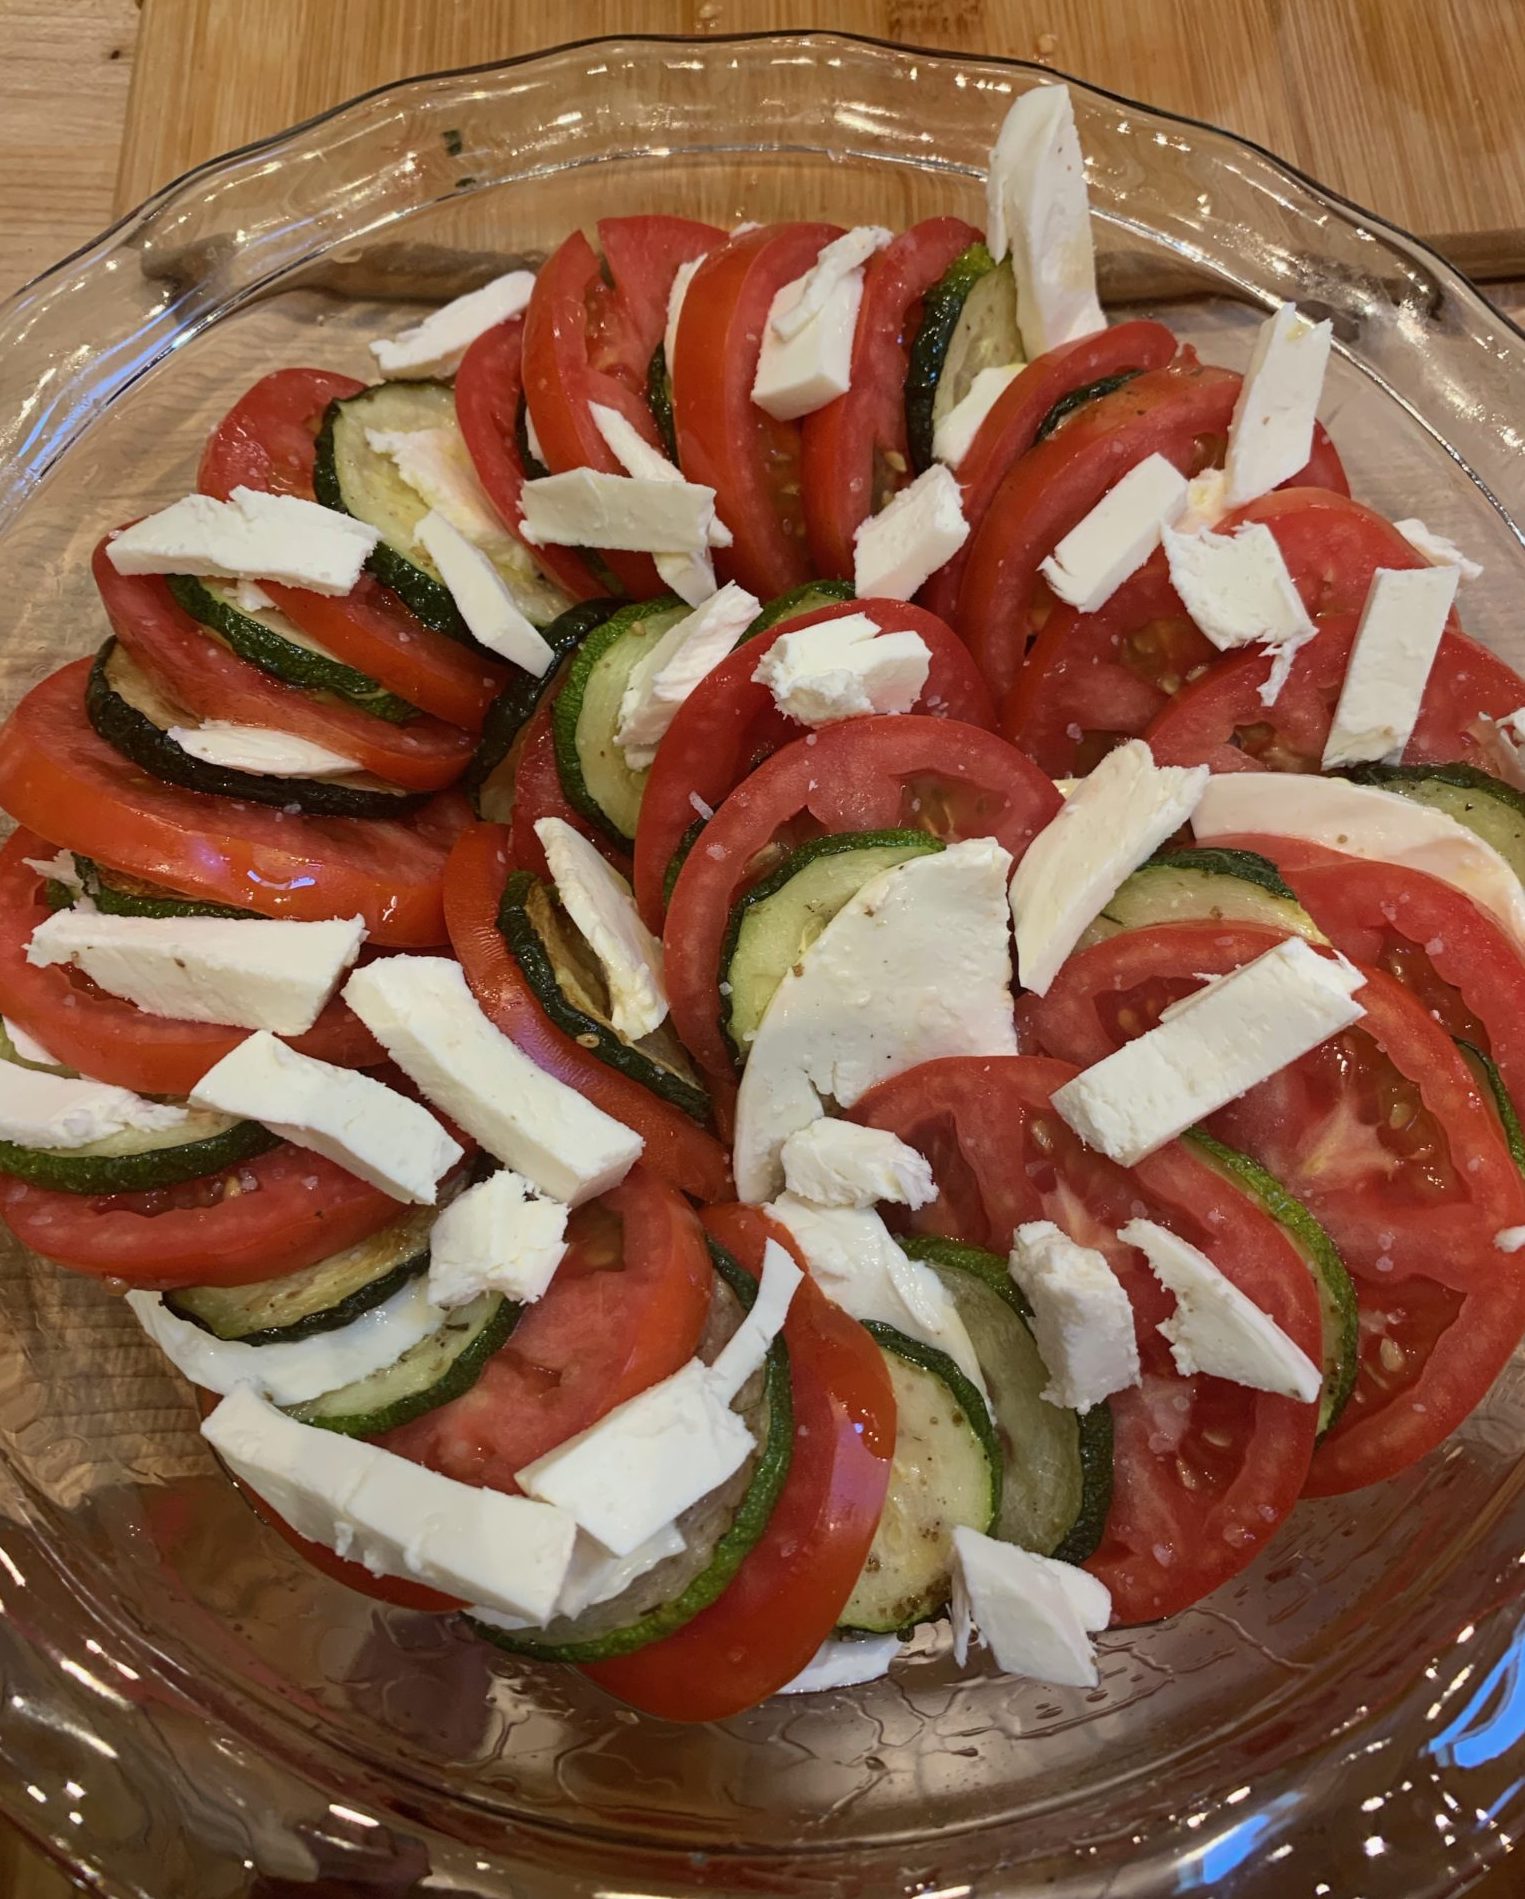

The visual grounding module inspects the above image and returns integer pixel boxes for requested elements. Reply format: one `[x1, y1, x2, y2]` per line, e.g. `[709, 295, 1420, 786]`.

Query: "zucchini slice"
[287, 1289, 518, 1435]
[498, 868, 710, 1123]
[163, 1207, 437, 1345]
[469, 1240, 793, 1661]
[551, 597, 691, 843]
[904, 1235, 1113, 1564]
[314, 380, 572, 640]
[72, 854, 258, 922]
[1078, 845, 1325, 951]
[1185, 1131, 1359, 1436]
[1338, 763, 1525, 886]
[1033, 370, 1143, 443]
[904, 243, 1022, 472]
[662, 815, 707, 909]
[721, 830, 944, 1060]
[738, 579, 856, 645]
[1457, 1039, 1525, 1175]
[646, 343, 678, 462]
[839, 1323, 1001, 1634]
[0, 1106, 278, 1196]
[86, 641, 425, 821]
[166, 575, 419, 725]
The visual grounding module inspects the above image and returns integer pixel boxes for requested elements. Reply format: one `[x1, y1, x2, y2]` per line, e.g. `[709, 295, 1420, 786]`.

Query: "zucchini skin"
[646, 343, 678, 463]
[291, 1292, 521, 1436]
[903, 241, 994, 472]
[737, 578, 855, 645]
[1033, 370, 1142, 443]
[0, 1118, 280, 1196]
[164, 1248, 431, 1347]
[74, 854, 258, 922]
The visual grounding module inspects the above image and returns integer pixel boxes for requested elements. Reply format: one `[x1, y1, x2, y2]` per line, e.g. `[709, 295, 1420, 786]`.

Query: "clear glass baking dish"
[1, 30, 1523, 1899]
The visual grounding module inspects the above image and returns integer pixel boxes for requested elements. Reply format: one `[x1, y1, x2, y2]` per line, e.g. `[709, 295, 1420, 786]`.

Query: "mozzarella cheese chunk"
[203, 1385, 575, 1621]
[1009, 738, 1208, 995]
[950, 1526, 1109, 1684]
[516, 1357, 754, 1557]
[535, 817, 668, 1040]
[415, 509, 555, 673]
[751, 231, 886, 422]
[986, 85, 1105, 357]
[1393, 517, 1483, 583]
[707, 1237, 803, 1404]
[1175, 467, 1231, 537]
[2, 1016, 63, 1069]
[0, 1068, 186, 1150]
[107, 487, 377, 596]
[472, 1522, 687, 1632]
[22, 849, 83, 897]
[779, 1634, 903, 1694]
[1008, 1220, 1140, 1412]
[664, 256, 704, 379]
[365, 425, 510, 550]
[1223, 302, 1332, 506]
[614, 581, 760, 767]
[589, 400, 732, 605]
[191, 1032, 462, 1204]
[751, 612, 931, 727]
[1040, 454, 1189, 614]
[369, 269, 536, 378]
[1476, 707, 1525, 794]
[1496, 1226, 1525, 1255]
[426, 1169, 569, 1309]
[343, 956, 642, 1204]
[1051, 937, 1366, 1166]
[1192, 771, 1525, 955]
[129, 1275, 447, 1405]
[1320, 564, 1458, 768]
[166, 721, 362, 778]
[1163, 521, 1315, 659]
[27, 912, 365, 1036]
[852, 463, 970, 602]
[230, 578, 276, 613]
[932, 363, 1023, 470]
[773, 226, 891, 340]
[519, 468, 717, 556]
[1120, 1217, 1321, 1402]
[732, 839, 1017, 1202]
[779, 1118, 937, 1210]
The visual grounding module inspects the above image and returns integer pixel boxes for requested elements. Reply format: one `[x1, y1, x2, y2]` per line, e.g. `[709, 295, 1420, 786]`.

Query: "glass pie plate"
[2, 29, 1524, 1899]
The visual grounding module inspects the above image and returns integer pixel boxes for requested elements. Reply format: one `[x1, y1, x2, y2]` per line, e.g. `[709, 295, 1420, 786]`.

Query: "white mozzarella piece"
[949, 1526, 1109, 1683]
[343, 956, 642, 1204]
[523, 406, 547, 467]
[1163, 521, 1315, 656]
[852, 463, 970, 602]
[985, 85, 1105, 357]
[1192, 772, 1525, 954]
[22, 848, 82, 895]
[779, 1118, 937, 1210]
[1175, 467, 1231, 536]
[1223, 302, 1332, 506]
[369, 270, 536, 378]
[2, 1016, 63, 1069]
[614, 581, 759, 768]
[426, 1169, 568, 1309]
[707, 1237, 803, 1404]
[0, 1068, 186, 1150]
[1008, 1220, 1140, 1412]
[1476, 708, 1525, 794]
[1320, 564, 1458, 769]
[732, 840, 1017, 1203]
[1393, 517, 1483, 583]
[932, 363, 1023, 469]
[751, 612, 931, 727]
[1051, 937, 1366, 1167]
[415, 510, 556, 672]
[107, 487, 377, 596]
[1040, 454, 1189, 613]
[230, 578, 276, 613]
[519, 467, 718, 556]
[751, 237, 869, 422]
[365, 425, 511, 550]
[26, 912, 365, 1036]
[664, 256, 704, 379]
[166, 721, 363, 779]
[535, 818, 668, 1039]
[1495, 1227, 1525, 1255]
[516, 1358, 754, 1557]
[1120, 1218, 1321, 1402]
[1009, 739, 1208, 995]
[779, 1634, 903, 1694]
[128, 1276, 447, 1405]
[203, 1385, 576, 1621]
[191, 1032, 462, 1204]
[771, 226, 892, 340]
[587, 402, 733, 547]
[471, 1522, 688, 1632]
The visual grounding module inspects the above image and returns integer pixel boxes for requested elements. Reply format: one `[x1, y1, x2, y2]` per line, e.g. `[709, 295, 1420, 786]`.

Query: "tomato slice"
[583, 1203, 895, 1719]
[95, 547, 473, 793]
[597, 214, 727, 366]
[199, 367, 507, 731]
[444, 822, 731, 1202]
[0, 660, 468, 945]
[631, 599, 998, 927]
[503, 697, 629, 884]
[673, 223, 843, 598]
[379, 1170, 712, 1485]
[662, 715, 1061, 1109]
[800, 216, 981, 578]
[852, 1054, 1321, 1623]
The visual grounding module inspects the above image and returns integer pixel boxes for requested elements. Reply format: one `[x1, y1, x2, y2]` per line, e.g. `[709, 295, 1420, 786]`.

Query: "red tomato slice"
[199, 367, 507, 731]
[662, 715, 1061, 1110]
[504, 698, 629, 884]
[379, 1170, 713, 1485]
[0, 661, 468, 945]
[852, 1055, 1320, 1623]
[800, 216, 981, 578]
[673, 223, 843, 598]
[631, 599, 998, 927]
[597, 214, 727, 365]
[583, 1203, 896, 1720]
[444, 822, 731, 1202]
[95, 547, 473, 793]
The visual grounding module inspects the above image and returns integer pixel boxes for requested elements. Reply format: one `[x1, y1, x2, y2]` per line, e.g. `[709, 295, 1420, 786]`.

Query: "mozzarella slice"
[342, 956, 642, 1205]
[779, 1634, 903, 1694]
[751, 233, 878, 422]
[1162, 522, 1315, 668]
[369, 270, 536, 379]
[950, 1526, 1109, 1683]
[1223, 302, 1332, 507]
[751, 612, 931, 727]
[1051, 937, 1366, 1166]
[772, 226, 891, 340]
[1320, 564, 1458, 768]
[932, 363, 1023, 470]
[779, 1118, 937, 1210]
[665, 256, 704, 378]
[1120, 1218, 1321, 1402]
[732, 839, 1017, 1203]
[706, 1236, 802, 1404]
[22, 849, 83, 897]
[1008, 1220, 1140, 1412]
[0, 1068, 186, 1150]
[518, 468, 718, 556]
[852, 463, 970, 602]
[534, 818, 668, 1040]
[1175, 467, 1231, 537]
[365, 425, 511, 550]
[614, 581, 759, 768]
[107, 487, 378, 596]
[1039, 454, 1189, 613]
[414, 510, 556, 672]
[1009, 738, 1208, 995]
[1393, 517, 1483, 583]
[588, 400, 730, 605]
[166, 722, 363, 779]
[985, 85, 1105, 357]
[426, 1169, 568, 1309]
[1, 1016, 63, 1069]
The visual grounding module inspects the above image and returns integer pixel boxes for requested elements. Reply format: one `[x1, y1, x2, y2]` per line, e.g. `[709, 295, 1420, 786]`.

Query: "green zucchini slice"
[1457, 1039, 1525, 1176]
[1033, 370, 1143, 443]
[738, 579, 856, 645]
[904, 242, 1022, 472]
[0, 1107, 278, 1197]
[1078, 845, 1326, 951]
[1337, 763, 1525, 887]
[71, 854, 258, 922]
[646, 342, 678, 462]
